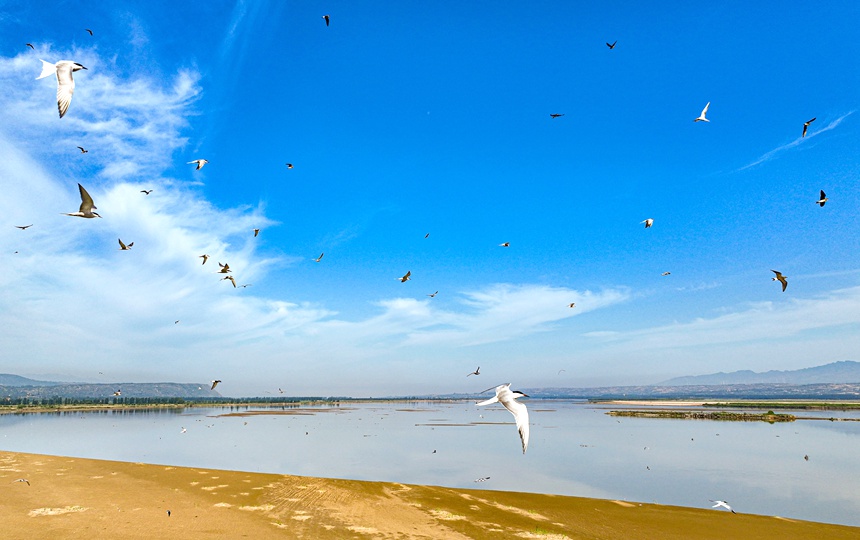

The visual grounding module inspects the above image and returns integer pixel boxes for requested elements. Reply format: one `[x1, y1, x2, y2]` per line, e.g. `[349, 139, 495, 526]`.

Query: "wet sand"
[1, 450, 856, 539]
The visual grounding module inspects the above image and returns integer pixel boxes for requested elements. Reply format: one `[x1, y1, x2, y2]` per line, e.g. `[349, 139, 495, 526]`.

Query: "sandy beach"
[0, 451, 856, 539]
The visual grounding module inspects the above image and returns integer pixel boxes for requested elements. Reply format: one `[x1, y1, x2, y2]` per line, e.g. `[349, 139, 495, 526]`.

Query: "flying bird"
[313, 253, 324, 262]
[253, 228, 260, 237]
[499, 242, 510, 247]
[641, 218, 654, 228]
[63, 183, 100, 218]
[113, 390, 121, 396]
[661, 271, 671, 276]
[239, 283, 252, 288]
[85, 29, 93, 36]
[398, 270, 411, 282]
[606, 40, 617, 49]
[322, 14, 330, 26]
[218, 262, 231, 274]
[467, 367, 480, 377]
[804, 454, 809, 461]
[36, 59, 88, 118]
[474, 477, 490, 482]
[550, 113, 564, 119]
[77, 146, 87, 153]
[118, 238, 133, 250]
[424, 233, 430, 238]
[188, 159, 208, 170]
[568, 302, 576, 308]
[141, 189, 153, 195]
[477, 383, 530, 454]
[211, 380, 221, 390]
[14, 225, 33, 230]
[710, 500, 736, 514]
[286, 163, 293, 169]
[180, 428, 186, 434]
[427, 291, 438, 297]
[199, 254, 209, 265]
[771, 270, 788, 292]
[802, 117, 816, 138]
[12, 479, 30, 486]
[816, 190, 828, 207]
[694, 102, 710, 122]
[26, 43, 34, 50]
[222, 275, 237, 288]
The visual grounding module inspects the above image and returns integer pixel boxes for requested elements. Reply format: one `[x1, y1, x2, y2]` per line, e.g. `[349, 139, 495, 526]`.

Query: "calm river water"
[1, 400, 858, 527]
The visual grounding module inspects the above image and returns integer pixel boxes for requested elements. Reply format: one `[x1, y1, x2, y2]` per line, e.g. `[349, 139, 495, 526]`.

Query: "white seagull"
[477, 383, 530, 454]
[63, 183, 101, 218]
[188, 159, 209, 170]
[694, 102, 710, 122]
[710, 500, 736, 513]
[36, 59, 87, 118]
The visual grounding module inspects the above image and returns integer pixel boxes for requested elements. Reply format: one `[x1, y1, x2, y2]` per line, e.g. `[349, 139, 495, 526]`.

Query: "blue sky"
[1, 1, 859, 396]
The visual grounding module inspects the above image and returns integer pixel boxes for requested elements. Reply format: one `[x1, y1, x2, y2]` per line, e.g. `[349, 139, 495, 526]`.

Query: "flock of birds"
[14, 23, 833, 518]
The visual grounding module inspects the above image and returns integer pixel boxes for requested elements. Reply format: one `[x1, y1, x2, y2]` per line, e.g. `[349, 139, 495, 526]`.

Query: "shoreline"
[1, 450, 857, 539]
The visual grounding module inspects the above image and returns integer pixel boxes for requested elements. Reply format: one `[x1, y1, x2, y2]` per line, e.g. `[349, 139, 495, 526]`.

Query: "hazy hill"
[658, 361, 860, 386]
[0, 374, 64, 387]
[0, 382, 221, 400]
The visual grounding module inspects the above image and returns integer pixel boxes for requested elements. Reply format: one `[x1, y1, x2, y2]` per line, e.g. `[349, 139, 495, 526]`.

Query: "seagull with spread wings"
[802, 117, 816, 137]
[477, 383, 530, 454]
[37, 59, 87, 118]
[63, 183, 100, 218]
[694, 102, 710, 122]
[771, 270, 788, 292]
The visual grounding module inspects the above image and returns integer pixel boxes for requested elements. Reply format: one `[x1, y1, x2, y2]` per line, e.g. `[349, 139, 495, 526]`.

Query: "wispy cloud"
[738, 111, 854, 171]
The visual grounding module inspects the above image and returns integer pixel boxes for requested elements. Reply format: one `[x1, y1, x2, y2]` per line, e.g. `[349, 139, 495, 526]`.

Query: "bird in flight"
[218, 262, 231, 274]
[477, 384, 530, 454]
[85, 29, 93, 36]
[550, 113, 564, 119]
[424, 233, 430, 238]
[661, 271, 671, 276]
[211, 380, 222, 390]
[286, 163, 293, 169]
[467, 366, 480, 377]
[199, 254, 209, 265]
[499, 242, 510, 247]
[222, 275, 237, 288]
[14, 225, 33, 230]
[771, 270, 788, 292]
[694, 102, 710, 122]
[118, 238, 133, 250]
[113, 390, 121, 396]
[802, 117, 816, 138]
[12, 479, 30, 486]
[816, 190, 828, 207]
[398, 270, 411, 283]
[63, 183, 100, 218]
[36, 59, 87, 118]
[253, 228, 260, 237]
[322, 14, 330, 26]
[641, 218, 654, 228]
[239, 283, 252, 288]
[188, 159, 208, 170]
[313, 253, 324, 262]
[473, 477, 490, 482]
[427, 291, 438, 297]
[26, 43, 35, 50]
[77, 146, 88, 153]
[141, 189, 153, 195]
[710, 500, 736, 514]
[606, 40, 617, 49]
[568, 302, 576, 308]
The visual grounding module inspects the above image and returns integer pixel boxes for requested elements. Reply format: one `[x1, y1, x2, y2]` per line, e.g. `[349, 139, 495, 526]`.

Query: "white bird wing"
[55, 62, 76, 118]
[701, 102, 710, 116]
[78, 183, 95, 212]
[497, 386, 529, 454]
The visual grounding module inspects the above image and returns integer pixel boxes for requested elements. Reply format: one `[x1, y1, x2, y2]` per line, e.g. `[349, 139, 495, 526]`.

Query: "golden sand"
[0, 451, 856, 539]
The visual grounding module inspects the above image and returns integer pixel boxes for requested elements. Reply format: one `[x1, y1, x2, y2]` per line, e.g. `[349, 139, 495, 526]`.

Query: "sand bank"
[0, 451, 856, 539]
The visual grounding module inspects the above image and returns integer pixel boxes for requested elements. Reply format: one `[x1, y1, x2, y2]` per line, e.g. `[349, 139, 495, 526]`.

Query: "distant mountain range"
[657, 361, 860, 386]
[0, 374, 221, 400]
[0, 374, 65, 387]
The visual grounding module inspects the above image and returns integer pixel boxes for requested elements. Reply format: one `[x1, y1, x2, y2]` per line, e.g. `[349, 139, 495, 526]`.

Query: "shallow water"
[1, 400, 858, 527]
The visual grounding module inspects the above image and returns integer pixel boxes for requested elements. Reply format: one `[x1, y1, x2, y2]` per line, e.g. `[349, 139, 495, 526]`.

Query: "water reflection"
[0, 400, 858, 526]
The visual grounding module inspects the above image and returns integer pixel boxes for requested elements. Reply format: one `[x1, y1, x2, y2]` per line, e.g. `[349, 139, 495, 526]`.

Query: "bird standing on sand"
[118, 238, 133, 250]
[771, 270, 788, 292]
[694, 102, 710, 122]
[36, 59, 88, 118]
[710, 500, 736, 513]
[641, 218, 654, 228]
[477, 383, 530, 454]
[816, 190, 828, 207]
[802, 117, 816, 137]
[63, 183, 100, 218]
[188, 159, 208, 170]
[398, 271, 411, 282]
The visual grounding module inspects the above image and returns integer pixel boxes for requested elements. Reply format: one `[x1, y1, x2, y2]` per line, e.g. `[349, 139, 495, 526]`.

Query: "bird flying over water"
[322, 14, 330, 26]
[710, 500, 736, 513]
[77, 146, 87, 153]
[550, 113, 564, 119]
[641, 218, 654, 228]
[771, 270, 788, 292]
[816, 190, 828, 207]
[398, 270, 411, 282]
[211, 380, 221, 390]
[36, 59, 87, 118]
[477, 383, 530, 454]
[802, 117, 816, 137]
[63, 183, 100, 218]
[606, 40, 617, 49]
[113, 390, 121, 396]
[14, 224, 33, 230]
[188, 159, 208, 170]
[694, 102, 710, 122]
[467, 366, 480, 377]
[12, 478, 30, 486]
[118, 238, 133, 250]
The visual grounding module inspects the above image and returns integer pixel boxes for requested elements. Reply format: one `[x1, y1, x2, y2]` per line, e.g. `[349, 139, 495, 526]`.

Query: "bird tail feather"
[36, 60, 55, 80]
